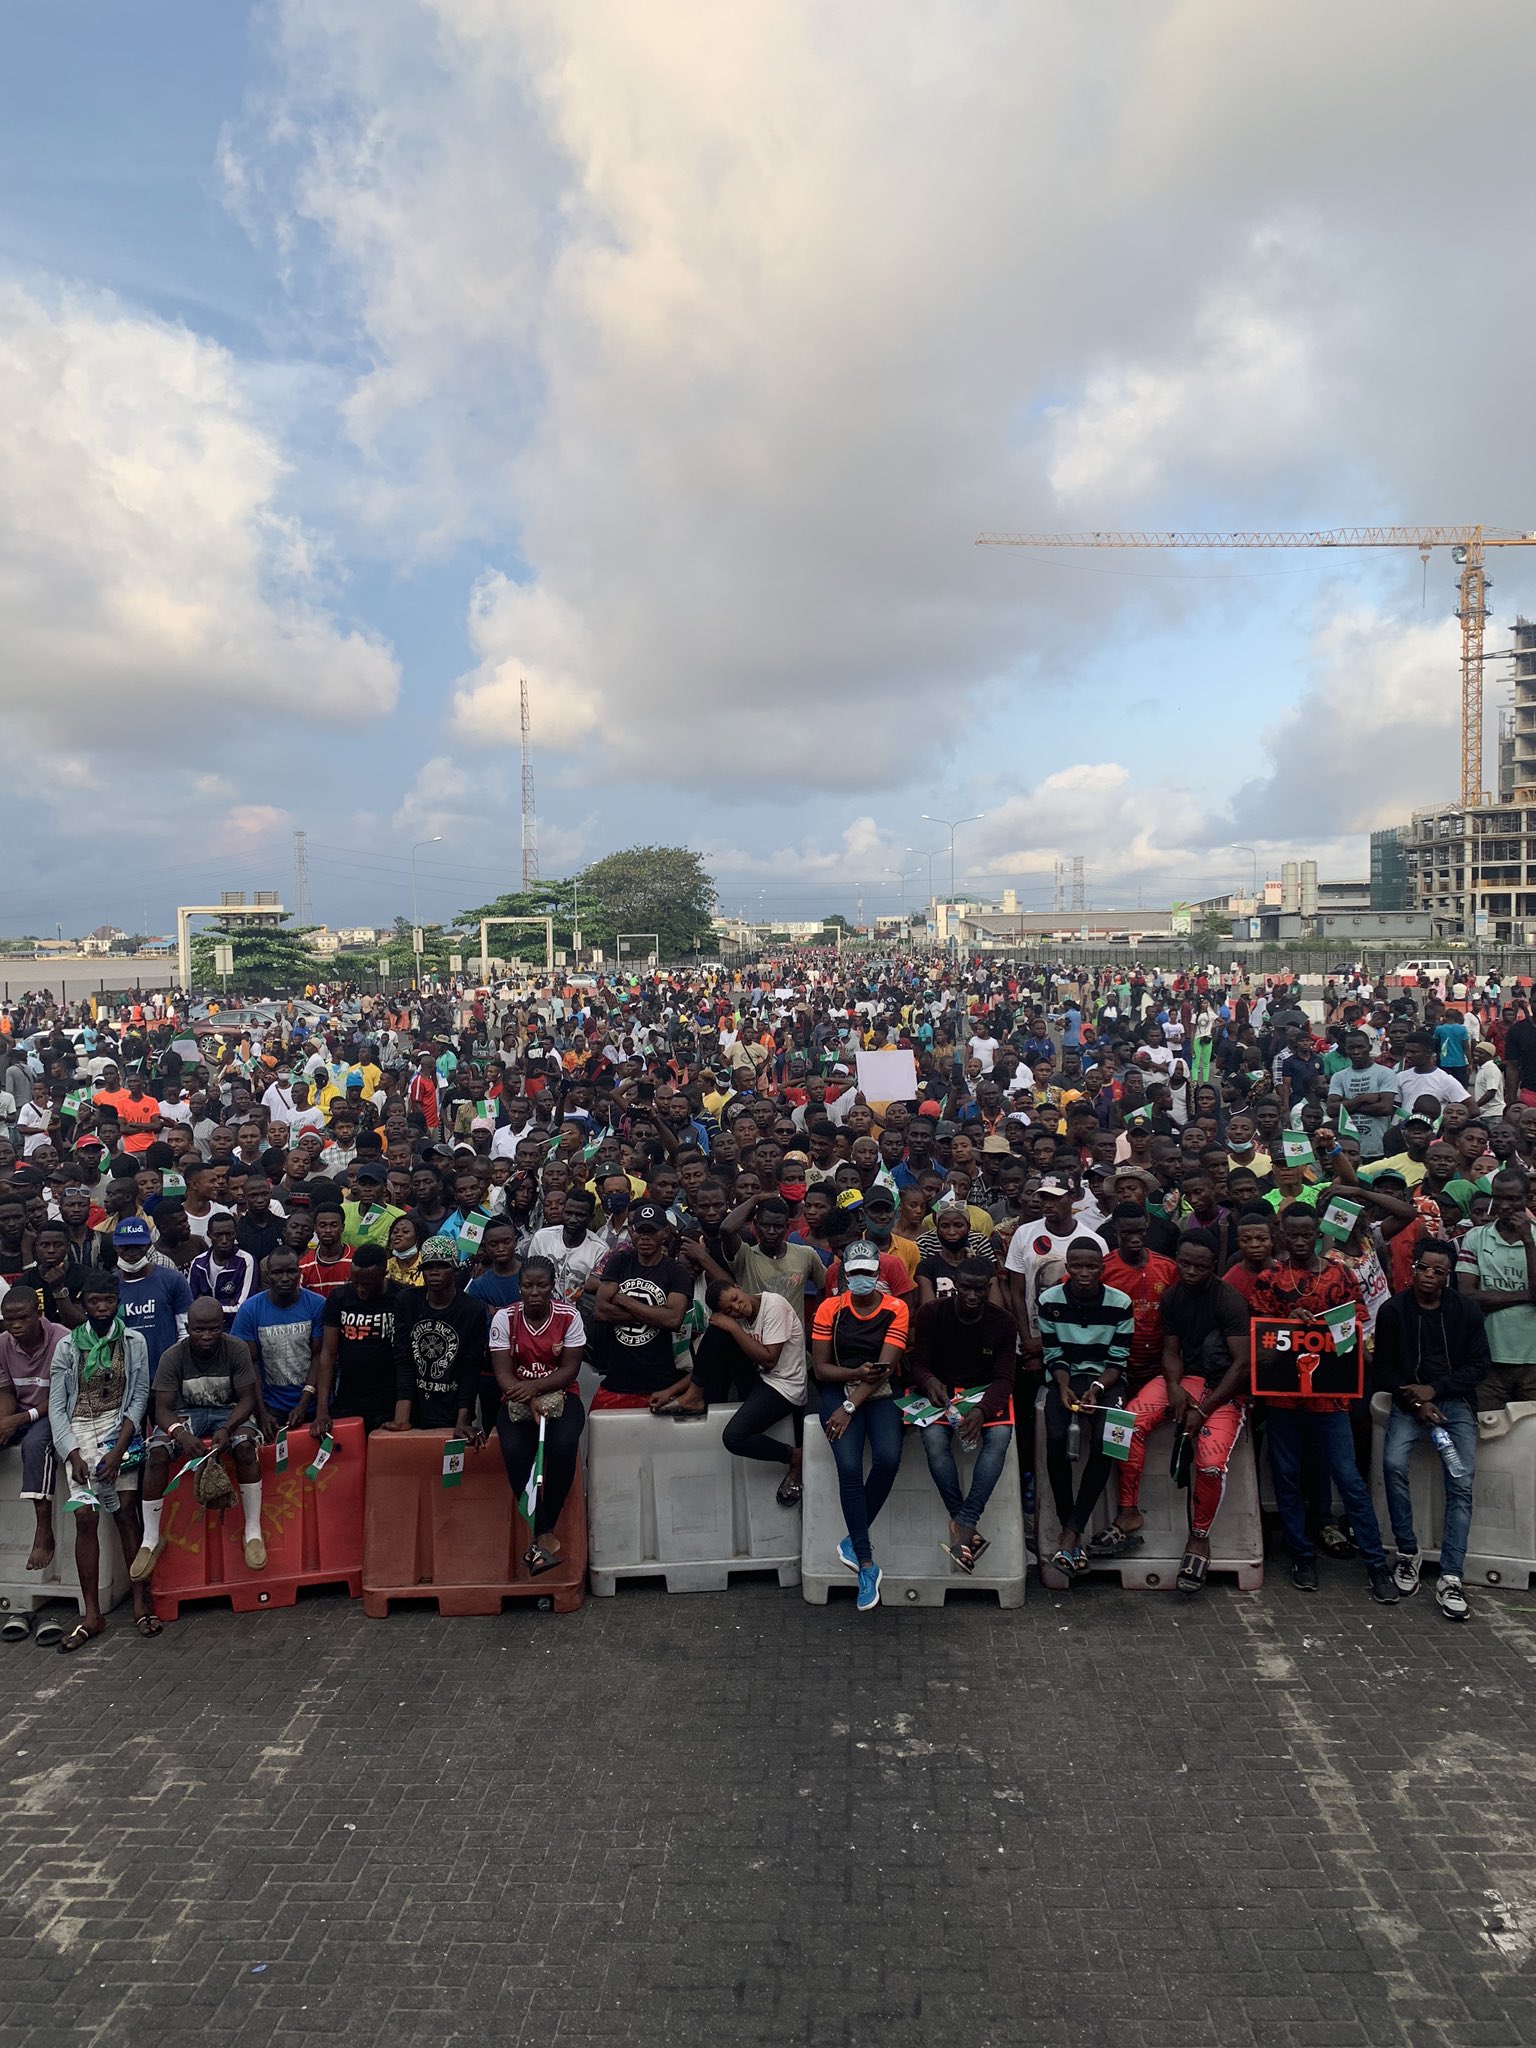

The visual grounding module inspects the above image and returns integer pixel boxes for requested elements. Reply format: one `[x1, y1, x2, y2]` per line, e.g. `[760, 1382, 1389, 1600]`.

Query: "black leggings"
[495, 1391, 585, 1539]
[1043, 1380, 1115, 1537]
[721, 1379, 801, 1467]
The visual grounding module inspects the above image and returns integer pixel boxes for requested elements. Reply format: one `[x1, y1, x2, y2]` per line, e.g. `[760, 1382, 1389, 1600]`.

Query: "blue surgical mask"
[604, 1192, 630, 1215]
[847, 1270, 879, 1297]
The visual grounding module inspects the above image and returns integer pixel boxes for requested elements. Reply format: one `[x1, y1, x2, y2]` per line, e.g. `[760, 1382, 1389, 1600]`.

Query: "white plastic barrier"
[586, 1404, 801, 1595]
[1035, 1389, 1263, 1592]
[0, 1457, 132, 1627]
[800, 1414, 1026, 1607]
[1369, 1392, 1536, 1589]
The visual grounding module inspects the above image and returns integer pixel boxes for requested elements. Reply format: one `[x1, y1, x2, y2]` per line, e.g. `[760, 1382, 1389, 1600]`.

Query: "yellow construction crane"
[976, 525, 1536, 809]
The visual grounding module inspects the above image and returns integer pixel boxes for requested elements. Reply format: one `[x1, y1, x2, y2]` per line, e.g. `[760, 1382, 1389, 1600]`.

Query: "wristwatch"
[842, 1396, 857, 1413]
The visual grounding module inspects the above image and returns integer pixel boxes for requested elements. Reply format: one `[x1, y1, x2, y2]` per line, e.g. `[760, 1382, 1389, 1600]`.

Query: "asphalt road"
[3, 1568, 1535, 2048]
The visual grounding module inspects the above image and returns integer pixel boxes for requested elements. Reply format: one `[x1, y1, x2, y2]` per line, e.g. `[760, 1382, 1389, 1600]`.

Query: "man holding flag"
[1251, 1206, 1398, 1604]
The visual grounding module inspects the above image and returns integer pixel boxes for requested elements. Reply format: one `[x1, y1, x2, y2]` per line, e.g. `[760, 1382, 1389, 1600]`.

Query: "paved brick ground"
[3, 1566, 1536, 2047]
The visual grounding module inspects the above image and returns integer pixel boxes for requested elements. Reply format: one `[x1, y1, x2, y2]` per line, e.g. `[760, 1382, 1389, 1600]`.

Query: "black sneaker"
[1368, 1565, 1400, 1605]
[1291, 1557, 1320, 1592]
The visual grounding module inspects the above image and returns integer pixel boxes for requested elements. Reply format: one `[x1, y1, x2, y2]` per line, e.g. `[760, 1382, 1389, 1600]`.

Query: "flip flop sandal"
[135, 1613, 163, 1638]
[968, 1534, 991, 1566]
[941, 1539, 977, 1574]
[1069, 1549, 1094, 1575]
[775, 1473, 803, 1507]
[526, 1545, 562, 1578]
[521, 1546, 541, 1570]
[1177, 1551, 1210, 1595]
[1049, 1546, 1085, 1576]
[58, 1622, 100, 1655]
[1, 1615, 32, 1643]
[33, 1619, 64, 1648]
[1087, 1524, 1144, 1557]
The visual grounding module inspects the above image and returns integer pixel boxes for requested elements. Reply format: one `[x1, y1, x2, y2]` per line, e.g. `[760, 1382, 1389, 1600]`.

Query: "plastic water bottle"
[1067, 1417, 1082, 1461]
[1430, 1425, 1466, 1480]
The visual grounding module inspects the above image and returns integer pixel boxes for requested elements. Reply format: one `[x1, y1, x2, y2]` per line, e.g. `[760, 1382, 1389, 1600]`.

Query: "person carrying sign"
[1251, 1207, 1398, 1604]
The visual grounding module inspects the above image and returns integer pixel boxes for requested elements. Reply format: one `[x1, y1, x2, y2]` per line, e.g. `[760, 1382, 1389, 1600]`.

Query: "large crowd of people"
[0, 952, 1527, 1639]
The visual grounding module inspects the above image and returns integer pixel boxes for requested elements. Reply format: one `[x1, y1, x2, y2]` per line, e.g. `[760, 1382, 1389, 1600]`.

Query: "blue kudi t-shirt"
[231, 1289, 326, 1415]
[117, 1265, 193, 1374]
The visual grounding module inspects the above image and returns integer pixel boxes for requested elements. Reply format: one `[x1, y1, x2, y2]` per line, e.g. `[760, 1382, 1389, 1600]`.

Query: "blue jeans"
[818, 1387, 903, 1565]
[1265, 1406, 1388, 1569]
[1382, 1399, 1477, 1578]
[920, 1422, 1013, 1531]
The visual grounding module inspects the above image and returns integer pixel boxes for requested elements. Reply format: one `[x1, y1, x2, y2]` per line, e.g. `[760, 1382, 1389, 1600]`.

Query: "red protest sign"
[1249, 1318, 1363, 1400]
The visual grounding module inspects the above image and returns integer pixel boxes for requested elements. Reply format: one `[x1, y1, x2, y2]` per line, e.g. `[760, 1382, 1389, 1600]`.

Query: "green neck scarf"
[73, 1313, 125, 1383]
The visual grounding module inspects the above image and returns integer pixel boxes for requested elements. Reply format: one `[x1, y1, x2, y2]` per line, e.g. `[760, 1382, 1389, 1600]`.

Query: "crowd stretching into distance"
[0, 953, 1531, 1641]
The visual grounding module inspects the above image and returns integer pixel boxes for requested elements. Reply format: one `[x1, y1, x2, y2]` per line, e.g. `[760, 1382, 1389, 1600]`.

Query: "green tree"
[821, 913, 851, 930]
[374, 919, 464, 979]
[1193, 910, 1234, 953]
[190, 920, 322, 991]
[462, 849, 718, 965]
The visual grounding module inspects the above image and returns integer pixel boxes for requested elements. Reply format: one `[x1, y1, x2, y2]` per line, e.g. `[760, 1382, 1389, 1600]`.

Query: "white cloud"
[0, 280, 399, 757]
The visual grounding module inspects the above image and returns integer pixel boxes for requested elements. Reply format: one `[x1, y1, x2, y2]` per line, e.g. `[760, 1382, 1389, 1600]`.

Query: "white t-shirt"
[1004, 1221, 1108, 1333]
[525, 1225, 608, 1303]
[1393, 1066, 1469, 1114]
[746, 1288, 807, 1405]
[184, 1201, 234, 1243]
[968, 1035, 1000, 1073]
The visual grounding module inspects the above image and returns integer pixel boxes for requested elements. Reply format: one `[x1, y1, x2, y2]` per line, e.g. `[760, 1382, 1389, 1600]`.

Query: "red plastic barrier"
[361, 1427, 585, 1618]
[152, 1417, 367, 1620]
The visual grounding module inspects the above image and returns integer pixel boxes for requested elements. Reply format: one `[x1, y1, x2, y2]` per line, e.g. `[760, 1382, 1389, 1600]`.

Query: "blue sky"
[2, 1, 1534, 939]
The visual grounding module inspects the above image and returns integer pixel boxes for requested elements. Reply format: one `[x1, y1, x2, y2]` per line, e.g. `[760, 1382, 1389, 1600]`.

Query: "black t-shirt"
[908, 1298, 1016, 1397]
[323, 1281, 399, 1419]
[1506, 1019, 1536, 1091]
[916, 1252, 967, 1301]
[1159, 1278, 1250, 1370]
[236, 1213, 287, 1266]
[591, 1248, 693, 1395]
[20, 1260, 92, 1322]
[1100, 1211, 1181, 1259]
[392, 1289, 488, 1428]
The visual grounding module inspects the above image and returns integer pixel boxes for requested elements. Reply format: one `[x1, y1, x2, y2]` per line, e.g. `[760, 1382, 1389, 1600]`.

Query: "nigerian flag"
[1320, 1300, 1357, 1354]
[519, 1414, 547, 1528]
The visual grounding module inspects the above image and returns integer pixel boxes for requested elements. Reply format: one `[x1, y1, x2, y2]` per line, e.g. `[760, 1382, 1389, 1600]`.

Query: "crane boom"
[977, 523, 1536, 807]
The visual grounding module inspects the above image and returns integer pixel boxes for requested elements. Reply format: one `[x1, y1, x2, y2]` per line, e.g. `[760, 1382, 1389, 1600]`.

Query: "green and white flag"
[1280, 1131, 1314, 1167]
[1100, 1406, 1137, 1462]
[303, 1432, 334, 1481]
[62, 1089, 88, 1118]
[944, 1385, 990, 1422]
[1320, 1301, 1357, 1354]
[1318, 1194, 1365, 1243]
[519, 1416, 546, 1527]
[163, 1450, 211, 1495]
[895, 1393, 946, 1429]
[62, 1475, 97, 1513]
[161, 1170, 186, 1198]
[441, 1437, 467, 1488]
[1333, 1104, 1359, 1139]
[274, 1428, 289, 1472]
[456, 1209, 489, 1252]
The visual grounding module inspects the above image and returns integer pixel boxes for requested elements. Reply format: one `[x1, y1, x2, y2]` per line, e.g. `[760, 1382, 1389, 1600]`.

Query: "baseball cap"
[982, 1134, 1011, 1155]
[1037, 1176, 1072, 1198]
[112, 1216, 152, 1248]
[355, 1162, 387, 1183]
[862, 1185, 896, 1210]
[932, 1121, 957, 1140]
[630, 1200, 668, 1231]
[420, 1234, 462, 1264]
[835, 1187, 865, 1213]
[470, 1116, 495, 1132]
[917, 1101, 942, 1118]
[842, 1239, 881, 1275]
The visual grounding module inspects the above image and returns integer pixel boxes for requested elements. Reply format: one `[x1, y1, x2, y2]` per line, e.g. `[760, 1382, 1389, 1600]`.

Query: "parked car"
[1390, 957, 1456, 980]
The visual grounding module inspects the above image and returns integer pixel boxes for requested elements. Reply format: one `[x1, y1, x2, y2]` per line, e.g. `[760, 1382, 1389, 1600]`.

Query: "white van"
[1390, 957, 1456, 980]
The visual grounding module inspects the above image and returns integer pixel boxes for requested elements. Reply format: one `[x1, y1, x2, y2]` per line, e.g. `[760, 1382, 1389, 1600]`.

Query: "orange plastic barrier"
[361, 1427, 585, 1617]
[152, 1417, 367, 1620]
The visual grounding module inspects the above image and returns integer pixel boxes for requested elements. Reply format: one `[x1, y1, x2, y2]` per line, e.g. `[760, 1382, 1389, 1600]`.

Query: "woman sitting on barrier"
[697, 1276, 807, 1506]
[488, 1255, 586, 1576]
[811, 1241, 910, 1613]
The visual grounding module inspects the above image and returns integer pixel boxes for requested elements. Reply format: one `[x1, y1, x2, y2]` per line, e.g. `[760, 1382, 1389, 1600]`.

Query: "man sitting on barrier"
[488, 1254, 586, 1575]
[696, 1274, 807, 1505]
[1039, 1239, 1134, 1578]
[388, 1235, 490, 1437]
[48, 1270, 154, 1651]
[588, 1200, 694, 1414]
[1089, 1230, 1251, 1593]
[811, 1239, 910, 1613]
[1374, 1237, 1487, 1622]
[0, 1287, 67, 1583]
[906, 1256, 1016, 1572]
[133, 1296, 266, 1581]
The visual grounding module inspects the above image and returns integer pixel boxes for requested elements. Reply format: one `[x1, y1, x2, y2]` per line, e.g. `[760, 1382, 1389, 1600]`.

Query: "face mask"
[846, 1269, 879, 1297]
[1229, 1139, 1254, 1155]
[604, 1192, 630, 1216]
[116, 1255, 150, 1276]
[779, 1181, 807, 1203]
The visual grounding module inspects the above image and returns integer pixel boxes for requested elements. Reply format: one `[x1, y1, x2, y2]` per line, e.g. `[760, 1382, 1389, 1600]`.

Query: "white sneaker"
[1435, 1574, 1470, 1623]
[1392, 1553, 1421, 1597]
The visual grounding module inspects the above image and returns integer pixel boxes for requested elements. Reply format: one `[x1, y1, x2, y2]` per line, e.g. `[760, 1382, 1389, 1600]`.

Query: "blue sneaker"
[837, 1537, 858, 1573]
[856, 1561, 882, 1611]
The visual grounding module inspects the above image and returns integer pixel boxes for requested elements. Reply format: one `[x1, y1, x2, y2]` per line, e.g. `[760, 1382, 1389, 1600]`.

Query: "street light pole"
[906, 846, 943, 905]
[1231, 843, 1258, 901]
[921, 813, 984, 902]
[410, 836, 443, 985]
